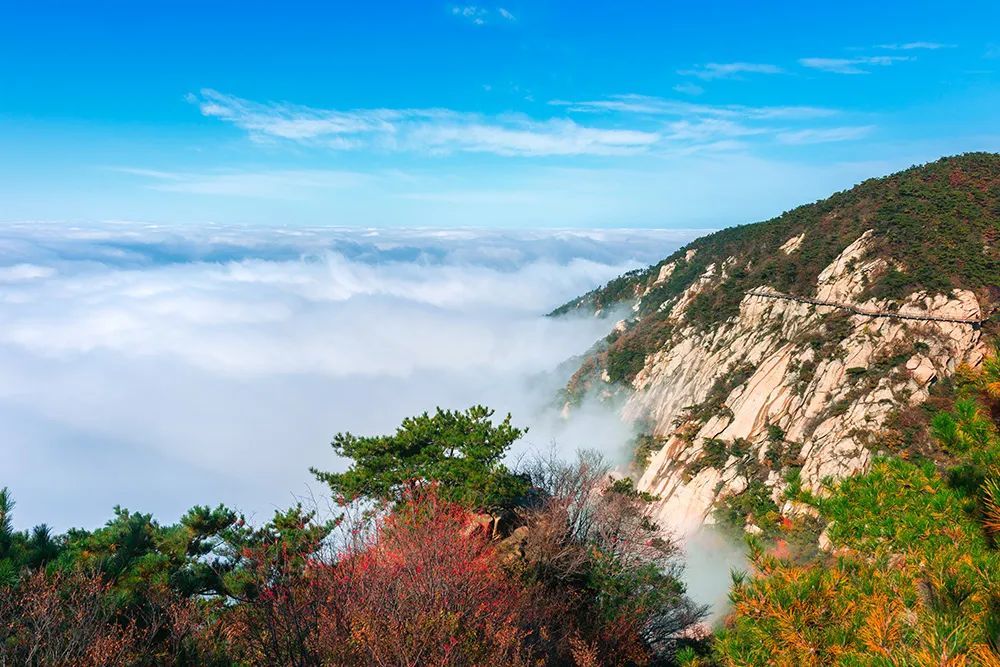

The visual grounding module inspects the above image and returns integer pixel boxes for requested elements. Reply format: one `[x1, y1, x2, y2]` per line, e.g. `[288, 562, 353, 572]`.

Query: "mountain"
[555, 152, 999, 534]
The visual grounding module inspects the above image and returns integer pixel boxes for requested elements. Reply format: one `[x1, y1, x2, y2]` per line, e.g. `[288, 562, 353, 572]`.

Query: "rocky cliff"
[556, 153, 999, 535]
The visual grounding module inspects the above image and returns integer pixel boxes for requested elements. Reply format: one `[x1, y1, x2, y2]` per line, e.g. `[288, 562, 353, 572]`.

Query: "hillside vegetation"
[0, 408, 705, 666]
[699, 344, 1000, 665]
[555, 152, 999, 389]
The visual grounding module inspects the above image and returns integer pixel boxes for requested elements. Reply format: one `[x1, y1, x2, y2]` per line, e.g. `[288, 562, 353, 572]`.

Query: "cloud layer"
[0, 223, 696, 530]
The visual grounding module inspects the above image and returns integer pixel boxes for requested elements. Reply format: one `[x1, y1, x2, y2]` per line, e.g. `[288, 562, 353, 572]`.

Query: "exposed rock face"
[555, 155, 1000, 536]
[779, 233, 805, 255]
[620, 232, 987, 534]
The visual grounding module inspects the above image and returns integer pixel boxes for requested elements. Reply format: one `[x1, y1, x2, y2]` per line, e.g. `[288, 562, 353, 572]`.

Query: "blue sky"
[1, 0, 997, 228]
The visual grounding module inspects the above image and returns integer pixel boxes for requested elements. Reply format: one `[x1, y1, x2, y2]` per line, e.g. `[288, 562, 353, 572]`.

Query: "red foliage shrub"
[319, 491, 535, 666]
[218, 538, 331, 666]
[217, 490, 537, 666]
[0, 471, 699, 665]
[0, 569, 143, 666]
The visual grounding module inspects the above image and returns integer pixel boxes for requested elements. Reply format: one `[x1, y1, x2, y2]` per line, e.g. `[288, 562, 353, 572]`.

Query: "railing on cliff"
[745, 289, 984, 328]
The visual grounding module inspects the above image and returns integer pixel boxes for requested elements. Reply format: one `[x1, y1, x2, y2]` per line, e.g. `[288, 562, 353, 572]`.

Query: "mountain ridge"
[555, 151, 998, 320]
[556, 152, 999, 535]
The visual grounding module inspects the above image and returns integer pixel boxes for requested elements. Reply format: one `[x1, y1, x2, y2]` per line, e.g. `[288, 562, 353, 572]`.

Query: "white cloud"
[560, 94, 837, 120]
[0, 264, 56, 283]
[548, 95, 861, 150]
[452, 5, 487, 24]
[799, 55, 912, 74]
[406, 119, 660, 156]
[877, 42, 951, 50]
[192, 89, 660, 156]
[776, 125, 875, 144]
[114, 167, 370, 198]
[0, 223, 697, 530]
[190, 89, 870, 165]
[678, 62, 783, 80]
[672, 83, 704, 96]
[451, 5, 515, 25]
[663, 118, 767, 143]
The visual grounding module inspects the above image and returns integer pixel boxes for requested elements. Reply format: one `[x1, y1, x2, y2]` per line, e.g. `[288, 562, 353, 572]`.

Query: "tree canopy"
[311, 405, 530, 511]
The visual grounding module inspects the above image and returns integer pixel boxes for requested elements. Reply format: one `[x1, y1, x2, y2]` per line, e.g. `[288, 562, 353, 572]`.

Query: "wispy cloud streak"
[558, 94, 838, 120]
[677, 62, 783, 80]
[192, 89, 660, 156]
[113, 167, 370, 198]
[193, 88, 873, 161]
[776, 125, 874, 144]
[877, 42, 952, 50]
[799, 55, 911, 74]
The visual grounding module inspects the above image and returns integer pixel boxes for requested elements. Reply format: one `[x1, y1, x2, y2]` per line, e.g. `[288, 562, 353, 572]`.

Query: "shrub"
[0, 569, 146, 667]
[320, 490, 535, 667]
[218, 506, 333, 667]
[631, 432, 665, 469]
[766, 423, 785, 443]
[517, 453, 706, 664]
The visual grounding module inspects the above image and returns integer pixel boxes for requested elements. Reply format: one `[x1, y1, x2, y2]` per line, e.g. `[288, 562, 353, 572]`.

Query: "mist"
[0, 222, 698, 531]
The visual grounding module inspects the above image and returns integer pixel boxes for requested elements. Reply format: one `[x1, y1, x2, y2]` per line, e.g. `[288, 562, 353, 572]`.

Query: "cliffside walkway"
[746, 289, 984, 328]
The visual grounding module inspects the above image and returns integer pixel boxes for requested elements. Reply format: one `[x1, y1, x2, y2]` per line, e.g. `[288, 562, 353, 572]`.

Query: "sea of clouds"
[0, 222, 700, 531]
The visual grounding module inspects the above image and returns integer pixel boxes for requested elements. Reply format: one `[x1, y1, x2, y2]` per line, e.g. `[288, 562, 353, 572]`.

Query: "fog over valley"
[0, 222, 697, 530]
